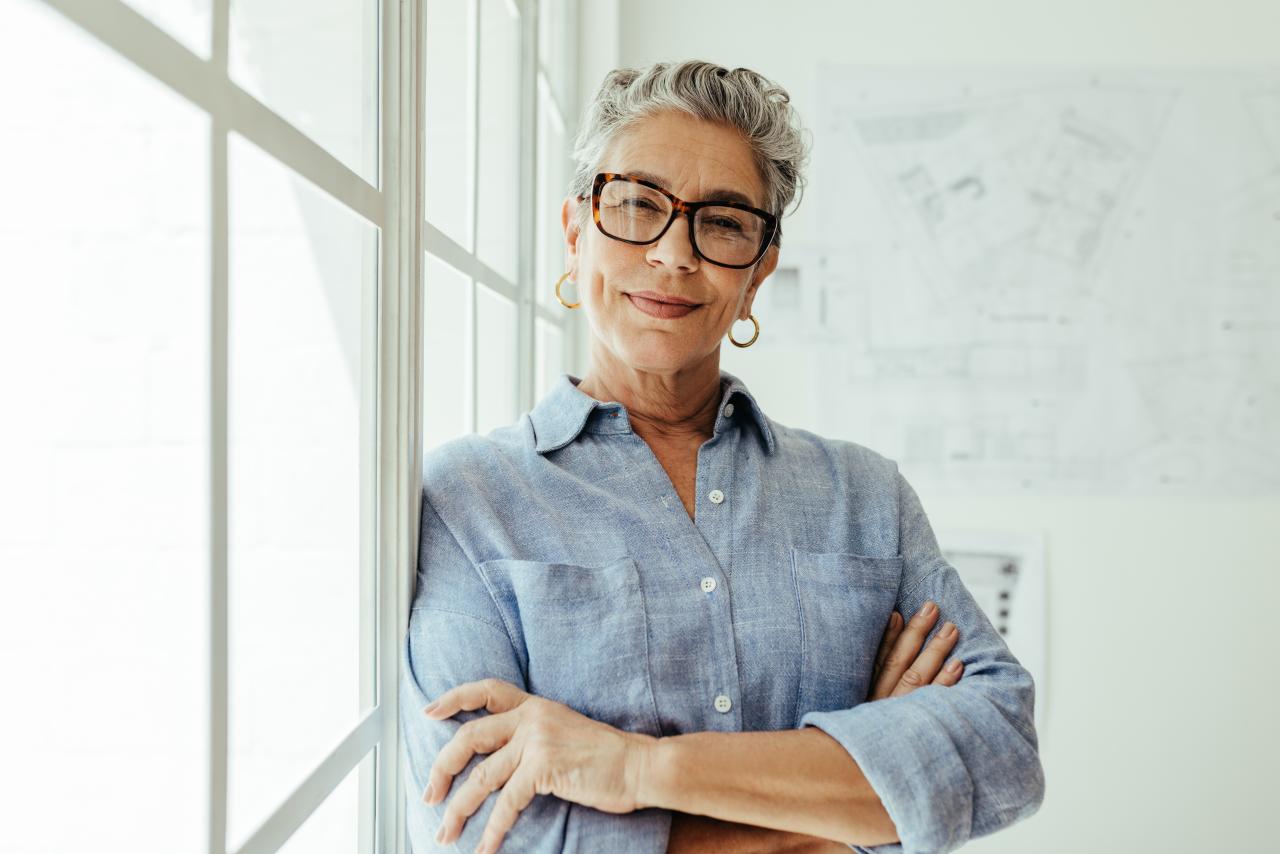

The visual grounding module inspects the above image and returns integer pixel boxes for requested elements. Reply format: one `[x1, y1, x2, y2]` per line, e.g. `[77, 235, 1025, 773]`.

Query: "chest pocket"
[478, 555, 662, 737]
[791, 548, 903, 722]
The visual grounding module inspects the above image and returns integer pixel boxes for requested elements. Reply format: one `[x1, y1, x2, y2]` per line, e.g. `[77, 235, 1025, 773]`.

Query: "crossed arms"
[402, 473, 1045, 853]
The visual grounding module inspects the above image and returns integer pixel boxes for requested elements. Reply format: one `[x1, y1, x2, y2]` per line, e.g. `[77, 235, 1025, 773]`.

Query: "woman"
[401, 61, 1044, 854]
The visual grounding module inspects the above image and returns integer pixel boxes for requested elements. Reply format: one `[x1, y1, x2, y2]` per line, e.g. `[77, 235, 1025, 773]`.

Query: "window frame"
[422, 0, 581, 444]
[34, 0, 579, 852]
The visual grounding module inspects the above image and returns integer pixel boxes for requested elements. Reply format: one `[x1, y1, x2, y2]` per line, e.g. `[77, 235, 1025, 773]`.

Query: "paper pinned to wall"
[769, 67, 1280, 495]
[938, 527, 1049, 737]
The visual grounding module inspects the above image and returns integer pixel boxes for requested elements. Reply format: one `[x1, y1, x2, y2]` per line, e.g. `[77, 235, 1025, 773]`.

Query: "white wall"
[607, 2, 1280, 851]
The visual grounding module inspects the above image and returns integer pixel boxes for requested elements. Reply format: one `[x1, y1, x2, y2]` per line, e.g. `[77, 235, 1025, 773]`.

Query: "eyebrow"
[626, 169, 762, 209]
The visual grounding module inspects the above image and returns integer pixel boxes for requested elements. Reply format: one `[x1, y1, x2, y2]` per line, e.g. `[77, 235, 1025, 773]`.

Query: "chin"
[614, 341, 695, 373]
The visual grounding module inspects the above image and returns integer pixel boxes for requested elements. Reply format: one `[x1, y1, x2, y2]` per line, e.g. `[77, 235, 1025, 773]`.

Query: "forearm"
[637, 728, 898, 848]
[667, 812, 851, 854]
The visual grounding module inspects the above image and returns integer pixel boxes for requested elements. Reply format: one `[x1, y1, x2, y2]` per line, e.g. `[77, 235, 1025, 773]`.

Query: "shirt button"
[700, 576, 717, 593]
[723, 403, 735, 417]
[708, 489, 725, 504]
[713, 694, 732, 713]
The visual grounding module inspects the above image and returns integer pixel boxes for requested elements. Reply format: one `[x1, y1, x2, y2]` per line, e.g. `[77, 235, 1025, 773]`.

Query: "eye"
[622, 197, 660, 211]
[705, 215, 744, 231]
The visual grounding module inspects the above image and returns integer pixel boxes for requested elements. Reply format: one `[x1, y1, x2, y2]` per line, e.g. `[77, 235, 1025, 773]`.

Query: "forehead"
[600, 111, 767, 210]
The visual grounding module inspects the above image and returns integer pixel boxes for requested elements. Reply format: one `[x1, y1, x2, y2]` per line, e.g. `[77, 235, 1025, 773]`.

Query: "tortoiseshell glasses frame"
[581, 172, 780, 269]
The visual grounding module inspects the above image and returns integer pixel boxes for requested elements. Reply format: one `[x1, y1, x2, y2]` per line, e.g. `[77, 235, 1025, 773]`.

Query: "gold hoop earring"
[555, 271, 580, 309]
[728, 314, 760, 348]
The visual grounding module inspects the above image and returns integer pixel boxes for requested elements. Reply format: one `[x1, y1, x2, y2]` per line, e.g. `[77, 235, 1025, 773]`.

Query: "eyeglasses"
[583, 172, 779, 269]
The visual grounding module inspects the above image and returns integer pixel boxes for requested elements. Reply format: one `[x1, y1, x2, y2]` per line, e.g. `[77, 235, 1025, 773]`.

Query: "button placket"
[693, 431, 736, 583]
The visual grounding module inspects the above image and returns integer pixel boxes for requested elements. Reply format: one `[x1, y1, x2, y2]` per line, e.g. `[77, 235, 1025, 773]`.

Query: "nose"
[645, 212, 699, 273]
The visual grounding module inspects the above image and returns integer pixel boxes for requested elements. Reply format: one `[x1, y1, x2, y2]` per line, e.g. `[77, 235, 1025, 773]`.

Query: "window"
[422, 0, 580, 452]
[0, 1, 578, 852]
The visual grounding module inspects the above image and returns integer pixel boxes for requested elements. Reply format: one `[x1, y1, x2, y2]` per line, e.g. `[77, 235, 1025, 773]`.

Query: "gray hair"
[569, 59, 810, 249]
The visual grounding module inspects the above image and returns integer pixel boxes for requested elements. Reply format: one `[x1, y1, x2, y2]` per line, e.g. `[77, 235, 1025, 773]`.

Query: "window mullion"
[467, 0, 481, 435]
[209, 2, 231, 853]
[515, 1, 539, 415]
[375, 0, 423, 852]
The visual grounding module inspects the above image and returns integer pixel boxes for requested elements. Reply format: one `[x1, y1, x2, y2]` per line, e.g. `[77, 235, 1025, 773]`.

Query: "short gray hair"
[569, 59, 810, 249]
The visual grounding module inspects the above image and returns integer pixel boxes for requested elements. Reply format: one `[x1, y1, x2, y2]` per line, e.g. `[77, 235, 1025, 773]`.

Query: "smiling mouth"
[625, 293, 703, 319]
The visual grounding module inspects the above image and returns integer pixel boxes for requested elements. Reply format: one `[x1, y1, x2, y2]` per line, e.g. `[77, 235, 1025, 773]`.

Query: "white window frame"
[33, 1, 580, 852]
[423, 0, 582, 438]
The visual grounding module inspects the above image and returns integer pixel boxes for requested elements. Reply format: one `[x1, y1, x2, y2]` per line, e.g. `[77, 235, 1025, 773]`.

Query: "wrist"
[629, 732, 671, 811]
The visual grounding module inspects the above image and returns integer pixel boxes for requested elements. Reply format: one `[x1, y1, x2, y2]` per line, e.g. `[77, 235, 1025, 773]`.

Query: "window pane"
[276, 751, 371, 854]
[125, 0, 213, 57]
[537, 0, 575, 107]
[229, 0, 379, 186]
[0, 4, 209, 852]
[423, 254, 473, 451]
[535, 318, 565, 403]
[536, 82, 570, 310]
[475, 0, 521, 284]
[227, 133, 375, 848]
[424, 0, 474, 249]
[475, 285, 517, 434]
[536, 0, 555, 70]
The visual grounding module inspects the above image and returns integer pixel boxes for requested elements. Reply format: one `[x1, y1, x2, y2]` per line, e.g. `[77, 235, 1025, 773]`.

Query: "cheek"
[588, 243, 645, 292]
[708, 275, 752, 315]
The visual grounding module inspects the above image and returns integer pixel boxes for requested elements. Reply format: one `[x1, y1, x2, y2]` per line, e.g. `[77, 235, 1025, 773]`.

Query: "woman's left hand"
[420, 677, 656, 854]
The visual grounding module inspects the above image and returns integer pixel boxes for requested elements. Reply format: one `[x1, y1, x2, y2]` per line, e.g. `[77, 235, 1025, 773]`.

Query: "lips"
[626, 293, 702, 319]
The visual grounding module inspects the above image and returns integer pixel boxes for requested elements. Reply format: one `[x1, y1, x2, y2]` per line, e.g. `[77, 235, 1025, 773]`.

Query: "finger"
[890, 620, 960, 698]
[869, 600, 940, 700]
[425, 677, 524, 720]
[932, 657, 965, 686]
[476, 764, 540, 854]
[424, 713, 516, 807]
[436, 742, 521, 848]
[872, 611, 903, 680]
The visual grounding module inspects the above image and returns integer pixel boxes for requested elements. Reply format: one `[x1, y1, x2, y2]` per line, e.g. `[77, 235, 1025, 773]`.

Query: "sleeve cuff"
[800, 688, 973, 854]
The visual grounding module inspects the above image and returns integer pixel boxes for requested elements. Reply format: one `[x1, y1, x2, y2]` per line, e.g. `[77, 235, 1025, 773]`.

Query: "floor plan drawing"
[766, 68, 1280, 494]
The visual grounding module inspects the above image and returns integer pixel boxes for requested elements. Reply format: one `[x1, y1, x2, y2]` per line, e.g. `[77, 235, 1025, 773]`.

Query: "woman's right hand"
[867, 601, 965, 701]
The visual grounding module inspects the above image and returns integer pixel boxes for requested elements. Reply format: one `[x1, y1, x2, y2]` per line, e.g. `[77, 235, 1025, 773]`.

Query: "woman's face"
[561, 110, 779, 374]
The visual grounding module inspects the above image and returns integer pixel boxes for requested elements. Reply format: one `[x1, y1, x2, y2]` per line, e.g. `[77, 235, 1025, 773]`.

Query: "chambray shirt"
[400, 370, 1045, 854]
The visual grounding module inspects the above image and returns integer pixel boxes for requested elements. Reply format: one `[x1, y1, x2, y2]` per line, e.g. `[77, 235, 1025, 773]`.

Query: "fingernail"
[424, 701, 439, 715]
[423, 783, 434, 803]
[920, 601, 935, 617]
[948, 659, 962, 673]
[436, 825, 446, 844]
[942, 621, 955, 637]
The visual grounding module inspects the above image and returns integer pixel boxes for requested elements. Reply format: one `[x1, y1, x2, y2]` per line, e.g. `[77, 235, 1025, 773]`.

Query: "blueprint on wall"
[773, 67, 1280, 494]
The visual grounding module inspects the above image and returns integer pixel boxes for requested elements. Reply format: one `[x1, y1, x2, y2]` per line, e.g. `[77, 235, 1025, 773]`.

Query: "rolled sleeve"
[800, 470, 1045, 854]
[400, 491, 673, 853]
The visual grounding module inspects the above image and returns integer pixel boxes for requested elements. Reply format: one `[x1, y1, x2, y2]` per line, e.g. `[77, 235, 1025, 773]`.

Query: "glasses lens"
[694, 205, 768, 266]
[598, 179, 672, 242]
[596, 178, 771, 267]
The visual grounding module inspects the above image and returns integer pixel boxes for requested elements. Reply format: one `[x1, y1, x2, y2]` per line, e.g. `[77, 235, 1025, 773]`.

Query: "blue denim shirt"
[401, 370, 1044, 853]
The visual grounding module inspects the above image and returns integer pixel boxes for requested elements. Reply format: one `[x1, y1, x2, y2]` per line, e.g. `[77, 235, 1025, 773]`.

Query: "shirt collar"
[529, 369, 777, 456]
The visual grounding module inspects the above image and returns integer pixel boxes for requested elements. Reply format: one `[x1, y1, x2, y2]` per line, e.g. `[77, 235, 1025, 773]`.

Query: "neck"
[576, 344, 723, 446]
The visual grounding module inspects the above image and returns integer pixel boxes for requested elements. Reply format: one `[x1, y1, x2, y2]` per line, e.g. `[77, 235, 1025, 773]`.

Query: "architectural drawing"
[767, 68, 1280, 494]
